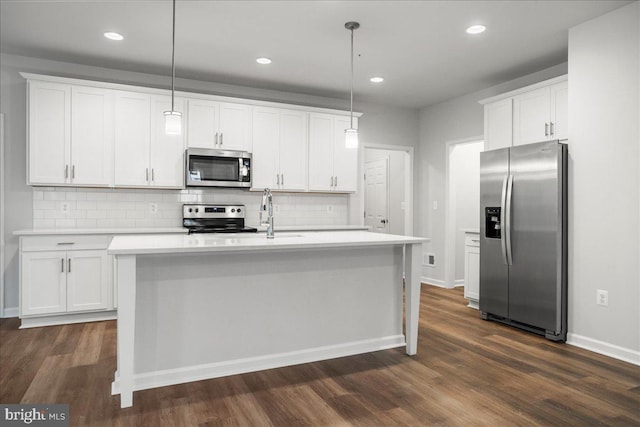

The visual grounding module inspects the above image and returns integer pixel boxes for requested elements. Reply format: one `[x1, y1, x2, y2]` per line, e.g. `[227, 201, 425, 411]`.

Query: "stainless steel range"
[182, 204, 257, 234]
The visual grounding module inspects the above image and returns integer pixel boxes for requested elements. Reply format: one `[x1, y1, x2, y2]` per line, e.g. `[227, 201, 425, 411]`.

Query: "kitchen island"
[108, 230, 427, 408]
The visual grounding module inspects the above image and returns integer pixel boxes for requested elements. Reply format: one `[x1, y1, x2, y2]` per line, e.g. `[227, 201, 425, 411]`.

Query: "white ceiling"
[0, 0, 632, 109]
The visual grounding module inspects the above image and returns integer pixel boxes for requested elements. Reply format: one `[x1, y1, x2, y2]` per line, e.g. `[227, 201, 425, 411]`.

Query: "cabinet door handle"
[215, 132, 219, 145]
[281, 174, 284, 186]
[72, 165, 75, 179]
[545, 122, 549, 136]
[550, 121, 554, 136]
[277, 174, 280, 185]
[64, 165, 69, 179]
[471, 239, 480, 243]
[56, 242, 75, 246]
[68, 258, 71, 273]
[335, 176, 338, 187]
[61, 258, 65, 273]
[220, 133, 223, 146]
[152, 168, 155, 182]
[330, 176, 334, 187]
[146, 168, 149, 182]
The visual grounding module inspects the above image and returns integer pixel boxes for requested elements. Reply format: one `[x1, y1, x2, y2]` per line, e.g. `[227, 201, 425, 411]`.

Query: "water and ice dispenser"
[485, 207, 501, 239]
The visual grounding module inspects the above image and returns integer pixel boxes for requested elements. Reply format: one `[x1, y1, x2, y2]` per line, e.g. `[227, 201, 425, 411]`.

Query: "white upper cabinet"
[484, 98, 513, 151]
[150, 95, 186, 188]
[114, 91, 151, 187]
[252, 107, 307, 191]
[187, 99, 251, 151]
[481, 75, 568, 151]
[28, 81, 114, 186]
[71, 86, 114, 186]
[28, 81, 70, 185]
[115, 92, 185, 188]
[308, 113, 358, 192]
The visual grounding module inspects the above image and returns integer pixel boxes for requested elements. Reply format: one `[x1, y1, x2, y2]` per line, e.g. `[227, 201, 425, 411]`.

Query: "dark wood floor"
[1, 285, 638, 426]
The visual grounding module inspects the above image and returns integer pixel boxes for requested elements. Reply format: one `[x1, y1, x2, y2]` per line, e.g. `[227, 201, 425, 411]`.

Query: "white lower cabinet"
[19, 235, 112, 324]
[464, 232, 480, 309]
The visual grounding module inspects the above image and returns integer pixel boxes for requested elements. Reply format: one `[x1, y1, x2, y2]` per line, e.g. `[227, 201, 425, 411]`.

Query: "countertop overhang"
[108, 230, 427, 256]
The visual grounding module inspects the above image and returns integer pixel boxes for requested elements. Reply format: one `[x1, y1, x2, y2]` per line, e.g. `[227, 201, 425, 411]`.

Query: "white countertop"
[461, 228, 480, 233]
[108, 230, 427, 256]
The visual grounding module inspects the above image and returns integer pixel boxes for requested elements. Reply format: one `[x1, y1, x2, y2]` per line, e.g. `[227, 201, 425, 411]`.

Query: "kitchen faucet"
[260, 188, 274, 238]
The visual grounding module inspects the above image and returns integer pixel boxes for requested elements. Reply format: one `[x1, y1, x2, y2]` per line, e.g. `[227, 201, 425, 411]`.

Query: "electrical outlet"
[596, 290, 609, 307]
[149, 203, 158, 214]
[423, 253, 436, 266]
[327, 205, 333, 214]
[60, 202, 69, 214]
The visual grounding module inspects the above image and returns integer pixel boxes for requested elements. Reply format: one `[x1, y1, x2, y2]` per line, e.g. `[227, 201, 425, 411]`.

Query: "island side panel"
[132, 246, 404, 380]
[114, 254, 136, 408]
[404, 243, 422, 355]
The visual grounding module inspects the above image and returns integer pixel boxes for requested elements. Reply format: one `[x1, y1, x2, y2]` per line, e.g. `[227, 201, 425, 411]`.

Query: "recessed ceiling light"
[370, 77, 384, 83]
[104, 32, 124, 41]
[466, 25, 486, 35]
[256, 57, 272, 65]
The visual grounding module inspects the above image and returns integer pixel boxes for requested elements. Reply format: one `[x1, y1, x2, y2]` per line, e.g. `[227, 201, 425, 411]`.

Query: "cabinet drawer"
[465, 234, 480, 247]
[21, 235, 111, 252]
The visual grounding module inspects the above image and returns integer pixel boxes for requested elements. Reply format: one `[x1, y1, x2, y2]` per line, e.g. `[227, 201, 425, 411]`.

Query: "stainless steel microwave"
[185, 148, 251, 188]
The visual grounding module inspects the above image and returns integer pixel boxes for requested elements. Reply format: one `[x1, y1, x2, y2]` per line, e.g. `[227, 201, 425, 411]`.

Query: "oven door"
[186, 148, 251, 187]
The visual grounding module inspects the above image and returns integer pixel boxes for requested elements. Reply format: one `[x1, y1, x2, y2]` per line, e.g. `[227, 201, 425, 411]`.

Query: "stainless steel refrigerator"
[479, 140, 567, 342]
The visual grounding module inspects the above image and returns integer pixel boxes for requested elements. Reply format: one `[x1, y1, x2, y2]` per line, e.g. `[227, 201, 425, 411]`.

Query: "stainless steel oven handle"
[500, 174, 508, 265]
[505, 174, 514, 266]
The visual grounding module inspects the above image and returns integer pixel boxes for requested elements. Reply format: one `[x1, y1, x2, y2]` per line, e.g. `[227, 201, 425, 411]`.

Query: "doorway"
[444, 137, 484, 289]
[363, 145, 413, 235]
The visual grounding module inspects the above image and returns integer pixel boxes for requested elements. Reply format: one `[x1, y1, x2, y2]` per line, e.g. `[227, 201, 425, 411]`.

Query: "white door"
[21, 251, 67, 316]
[71, 86, 114, 186]
[28, 81, 71, 185]
[150, 95, 185, 188]
[187, 99, 219, 149]
[66, 250, 109, 312]
[364, 158, 389, 233]
[278, 109, 308, 191]
[251, 107, 280, 189]
[219, 102, 252, 151]
[114, 91, 151, 186]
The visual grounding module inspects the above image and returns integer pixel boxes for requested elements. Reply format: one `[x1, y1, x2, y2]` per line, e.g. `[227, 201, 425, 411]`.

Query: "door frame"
[0, 114, 5, 317]
[360, 143, 414, 235]
[444, 135, 483, 289]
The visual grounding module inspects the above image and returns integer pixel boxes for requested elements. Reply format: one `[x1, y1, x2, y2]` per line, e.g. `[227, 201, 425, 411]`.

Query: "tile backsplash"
[32, 187, 350, 230]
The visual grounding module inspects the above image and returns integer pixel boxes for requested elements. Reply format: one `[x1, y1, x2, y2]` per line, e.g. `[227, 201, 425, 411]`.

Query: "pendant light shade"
[164, 0, 182, 135]
[345, 21, 359, 149]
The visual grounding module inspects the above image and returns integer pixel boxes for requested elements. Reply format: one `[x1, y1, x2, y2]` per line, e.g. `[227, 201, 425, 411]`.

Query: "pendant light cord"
[349, 26, 354, 129]
[170, 0, 176, 111]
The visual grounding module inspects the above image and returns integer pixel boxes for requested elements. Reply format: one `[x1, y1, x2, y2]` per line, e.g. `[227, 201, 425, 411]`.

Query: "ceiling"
[0, 0, 632, 109]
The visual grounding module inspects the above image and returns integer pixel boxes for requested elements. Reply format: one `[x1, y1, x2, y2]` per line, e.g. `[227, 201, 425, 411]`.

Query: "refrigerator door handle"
[500, 175, 509, 265]
[505, 174, 514, 266]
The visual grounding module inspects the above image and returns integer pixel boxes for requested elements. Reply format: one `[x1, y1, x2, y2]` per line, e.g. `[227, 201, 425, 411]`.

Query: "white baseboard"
[19, 310, 117, 328]
[1, 306, 18, 318]
[112, 335, 406, 395]
[422, 277, 446, 287]
[454, 279, 464, 288]
[567, 333, 640, 366]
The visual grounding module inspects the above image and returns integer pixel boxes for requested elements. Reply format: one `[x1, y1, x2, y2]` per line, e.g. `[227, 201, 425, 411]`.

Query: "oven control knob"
[188, 208, 193, 213]
[231, 208, 236, 213]
[195, 208, 199, 213]
[237, 208, 242, 213]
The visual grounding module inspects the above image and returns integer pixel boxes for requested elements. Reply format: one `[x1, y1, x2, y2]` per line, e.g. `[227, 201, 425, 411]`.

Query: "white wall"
[418, 62, 568, 285]
[0, 53, 420, 316]
[567, 2, 639, 363]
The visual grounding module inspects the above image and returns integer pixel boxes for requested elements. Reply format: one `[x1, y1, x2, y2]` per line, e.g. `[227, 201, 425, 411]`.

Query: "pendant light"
[344, 21, 359, 149]
[164, 0, 181, 135]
